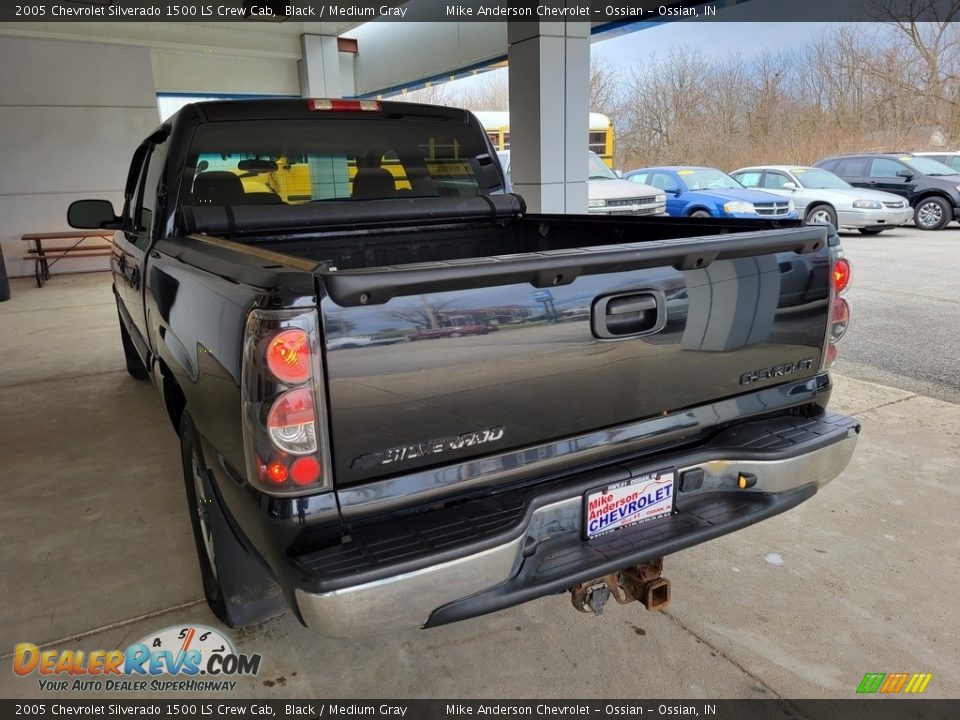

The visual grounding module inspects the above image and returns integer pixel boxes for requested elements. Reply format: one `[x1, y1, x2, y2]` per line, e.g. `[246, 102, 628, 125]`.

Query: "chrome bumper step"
[293, 412, 859, 636]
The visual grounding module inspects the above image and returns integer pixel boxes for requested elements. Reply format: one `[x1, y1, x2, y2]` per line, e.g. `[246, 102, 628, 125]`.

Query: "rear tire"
[858, 228, 885, 235]
[914, 197, 951, 230]
[179, 409, 286, 628]
[117, 304, 149, 381]
[805, 204, 837, 228]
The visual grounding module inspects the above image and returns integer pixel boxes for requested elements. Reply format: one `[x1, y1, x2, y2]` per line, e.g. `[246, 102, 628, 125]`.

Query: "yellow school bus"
[474, 111, 615, 168]
[195, 154, 472, 204]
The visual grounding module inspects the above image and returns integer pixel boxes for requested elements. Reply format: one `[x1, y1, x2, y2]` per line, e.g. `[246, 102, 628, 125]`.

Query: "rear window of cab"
[180, 118, 500, 207]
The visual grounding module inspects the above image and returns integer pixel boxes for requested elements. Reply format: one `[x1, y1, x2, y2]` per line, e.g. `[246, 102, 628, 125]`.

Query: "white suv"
[912, 151, 960, 174]
[497, 150, 666, 216]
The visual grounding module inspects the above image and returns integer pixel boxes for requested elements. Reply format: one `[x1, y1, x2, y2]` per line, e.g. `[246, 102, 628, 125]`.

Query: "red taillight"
[830, 297, 850, 343]
[243, 309, 329, 496]
[833, 257, 851, 294]
[307, 98, 381, 112]
[291, 456, 321, 486]
[266, 462, 288, 484]
[824, 253, 851, 370]
[266, 329, 310, 384]
[266, 388, 317, 455]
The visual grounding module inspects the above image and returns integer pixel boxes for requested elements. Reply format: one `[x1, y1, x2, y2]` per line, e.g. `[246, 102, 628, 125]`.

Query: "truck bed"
[189, 204, 810, 272]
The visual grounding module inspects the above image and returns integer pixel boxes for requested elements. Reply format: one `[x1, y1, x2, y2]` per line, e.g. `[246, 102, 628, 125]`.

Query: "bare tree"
[888, 10, 960, 140]
[456, 70, 510, 110]
[390, 68, 510, 112]
[388, 82, 453, 106]
[386, 297, 458, 330]
[590, 53, 620, 117]
[393, 17, 960, 172]
[615, 47, 712, 166]
[324, 314, 359, 335]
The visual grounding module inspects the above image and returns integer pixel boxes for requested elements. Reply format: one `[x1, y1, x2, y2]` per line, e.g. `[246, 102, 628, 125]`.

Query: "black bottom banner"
[1, 699, 957, 720]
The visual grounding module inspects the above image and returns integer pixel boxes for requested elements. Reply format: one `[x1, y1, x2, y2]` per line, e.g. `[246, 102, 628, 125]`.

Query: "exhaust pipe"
[569, 559, 670, 615]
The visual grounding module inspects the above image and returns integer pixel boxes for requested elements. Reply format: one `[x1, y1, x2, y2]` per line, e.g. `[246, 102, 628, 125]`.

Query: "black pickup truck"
[68, 99, 858, 636]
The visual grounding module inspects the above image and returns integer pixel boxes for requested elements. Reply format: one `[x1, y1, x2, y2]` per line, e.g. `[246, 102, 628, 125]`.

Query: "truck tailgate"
[315, 226, 831, 487]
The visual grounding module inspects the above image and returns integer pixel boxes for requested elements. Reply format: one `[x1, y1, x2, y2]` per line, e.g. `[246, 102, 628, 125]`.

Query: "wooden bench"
[22, 231, 114, 287]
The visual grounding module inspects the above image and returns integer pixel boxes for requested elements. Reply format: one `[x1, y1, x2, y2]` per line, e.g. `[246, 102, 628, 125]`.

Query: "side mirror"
[782, 182, 798, 191]
[665, 187, 681, 196]
[67, 199, 120, 230]
[896, 169, 914, 181]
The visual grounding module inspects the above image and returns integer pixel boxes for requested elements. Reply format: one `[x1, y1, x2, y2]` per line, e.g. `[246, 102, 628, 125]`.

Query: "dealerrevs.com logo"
[13, 625, 262, 692]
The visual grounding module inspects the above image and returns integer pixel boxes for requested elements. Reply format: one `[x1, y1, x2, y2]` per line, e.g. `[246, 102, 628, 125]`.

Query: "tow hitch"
[570, 559, 671, 615]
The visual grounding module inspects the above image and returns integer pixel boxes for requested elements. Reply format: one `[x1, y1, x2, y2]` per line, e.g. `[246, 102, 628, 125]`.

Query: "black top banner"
[1, 699, 958, 720]
[2, 0, 959, 23]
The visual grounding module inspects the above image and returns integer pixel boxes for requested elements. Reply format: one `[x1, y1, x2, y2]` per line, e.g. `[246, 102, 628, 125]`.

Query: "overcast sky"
[592, 21, 828, 63]
[440, 21, 834, 96]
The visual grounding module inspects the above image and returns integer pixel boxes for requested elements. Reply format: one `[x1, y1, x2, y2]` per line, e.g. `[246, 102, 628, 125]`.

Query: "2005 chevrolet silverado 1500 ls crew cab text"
[67, 99, 858, 636]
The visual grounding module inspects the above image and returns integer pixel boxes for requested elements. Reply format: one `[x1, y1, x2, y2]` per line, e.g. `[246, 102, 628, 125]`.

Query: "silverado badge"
[352, 427, 506, 469]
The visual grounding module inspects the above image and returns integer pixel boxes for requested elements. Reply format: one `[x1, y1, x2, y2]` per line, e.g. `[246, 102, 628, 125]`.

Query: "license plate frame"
[583, 468, 676, 540]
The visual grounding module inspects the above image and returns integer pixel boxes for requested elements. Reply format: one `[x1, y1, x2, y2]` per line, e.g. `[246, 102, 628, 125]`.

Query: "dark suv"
[816, 153, 960, 230]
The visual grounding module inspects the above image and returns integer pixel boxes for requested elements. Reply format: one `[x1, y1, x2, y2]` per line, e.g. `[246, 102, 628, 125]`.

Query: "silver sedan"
[732, 165, 913, 234]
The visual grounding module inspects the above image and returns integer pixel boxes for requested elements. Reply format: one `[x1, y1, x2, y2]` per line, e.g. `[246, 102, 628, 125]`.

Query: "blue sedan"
[624, 166, 799, 220]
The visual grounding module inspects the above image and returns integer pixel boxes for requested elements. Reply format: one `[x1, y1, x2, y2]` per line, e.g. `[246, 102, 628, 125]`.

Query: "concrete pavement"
[0, 271, 957, 700]
[833, 226, 960, 404]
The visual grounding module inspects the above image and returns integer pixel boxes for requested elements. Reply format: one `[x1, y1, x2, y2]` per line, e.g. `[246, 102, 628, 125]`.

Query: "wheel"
[858, 228, 885, 235]
[805, 204, 837, 228]
[914, 197, 951, 230]
[117, 304, 149, 380]
[689, 210, 711, 218]
[180, 410, 229, 623]
[179, 410, 286, 628]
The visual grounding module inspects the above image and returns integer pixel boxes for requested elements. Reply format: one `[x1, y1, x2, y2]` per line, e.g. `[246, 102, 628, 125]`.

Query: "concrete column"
[298, 35, 342, 98]
[507, 21, 590, 214]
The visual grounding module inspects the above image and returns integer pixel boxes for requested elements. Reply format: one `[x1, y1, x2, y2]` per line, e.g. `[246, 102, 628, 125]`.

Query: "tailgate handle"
[608, 295, 658, 315]
[593, 291, 666, 340]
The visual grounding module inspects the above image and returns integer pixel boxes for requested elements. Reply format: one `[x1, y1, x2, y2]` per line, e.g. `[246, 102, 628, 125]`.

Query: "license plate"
[584, 468, 675, 539]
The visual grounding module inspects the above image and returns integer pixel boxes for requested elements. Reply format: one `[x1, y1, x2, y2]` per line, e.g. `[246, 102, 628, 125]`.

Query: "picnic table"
[21, 230, 114, 287]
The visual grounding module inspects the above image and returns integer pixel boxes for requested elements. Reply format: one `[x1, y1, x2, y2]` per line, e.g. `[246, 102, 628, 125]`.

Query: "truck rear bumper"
[293, 413, 859, 636]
